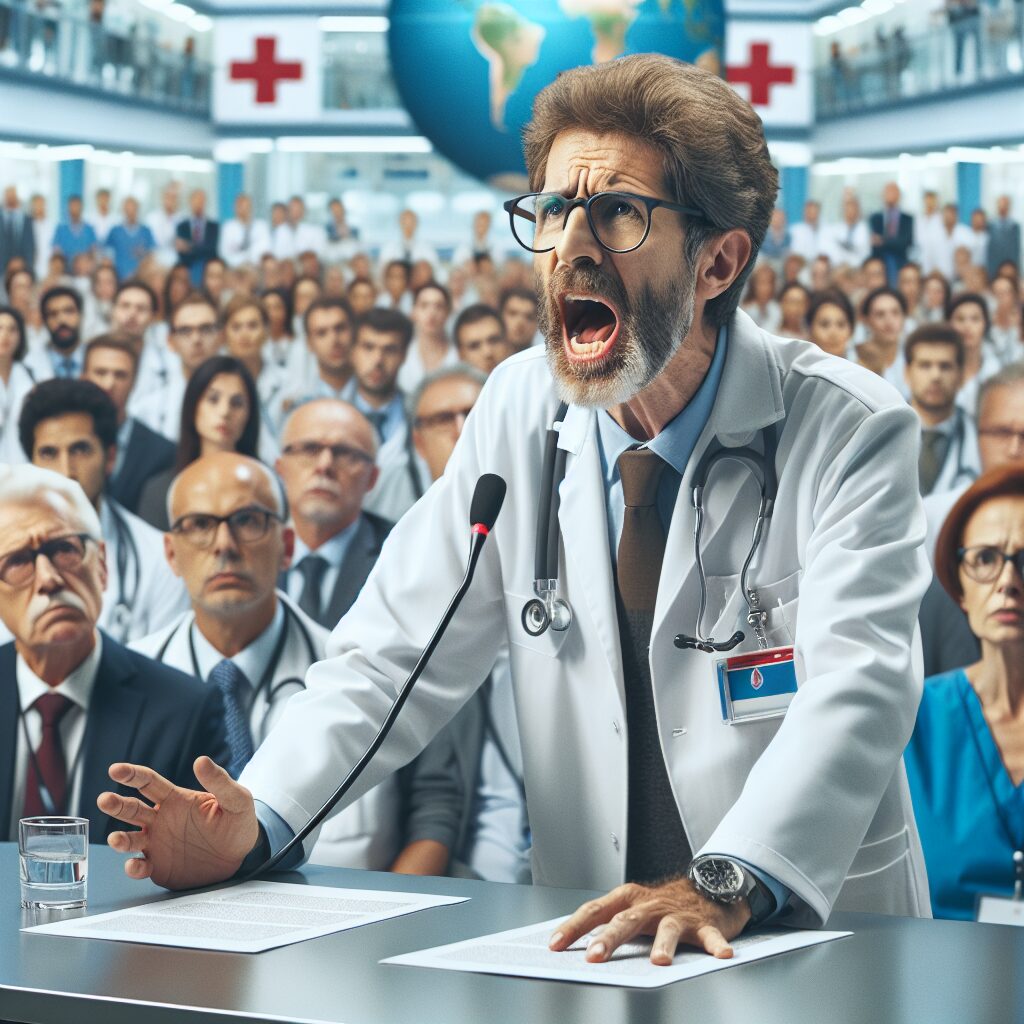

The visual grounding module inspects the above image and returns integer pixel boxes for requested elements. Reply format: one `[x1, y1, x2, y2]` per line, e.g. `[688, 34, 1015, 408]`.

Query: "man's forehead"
[286, 406, 369, 446]
[419, 378, 481, 413]
[174, 464, 275, 511]
[983, 385, 1024, 421]
[0, 495, 84, 542]
[542, 129, 666, 195]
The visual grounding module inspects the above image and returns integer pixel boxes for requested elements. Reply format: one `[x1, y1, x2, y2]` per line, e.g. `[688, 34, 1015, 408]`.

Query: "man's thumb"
[194, 756, 250, 814]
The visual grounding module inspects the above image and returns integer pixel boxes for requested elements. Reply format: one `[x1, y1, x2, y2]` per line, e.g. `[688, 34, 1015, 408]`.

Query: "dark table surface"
[0, 844, 1021, 1024]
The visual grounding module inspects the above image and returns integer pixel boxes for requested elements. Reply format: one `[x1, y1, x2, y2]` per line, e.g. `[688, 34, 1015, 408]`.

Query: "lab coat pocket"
[705, 568, 802, 651]
[506, 592, 571, 659]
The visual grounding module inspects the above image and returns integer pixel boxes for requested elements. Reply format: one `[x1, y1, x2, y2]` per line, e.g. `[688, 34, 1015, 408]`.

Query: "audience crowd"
[0, 175, 1021, 918]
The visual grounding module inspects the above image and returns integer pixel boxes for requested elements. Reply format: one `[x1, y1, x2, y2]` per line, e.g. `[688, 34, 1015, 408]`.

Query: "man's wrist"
[235, 823, 271, 878]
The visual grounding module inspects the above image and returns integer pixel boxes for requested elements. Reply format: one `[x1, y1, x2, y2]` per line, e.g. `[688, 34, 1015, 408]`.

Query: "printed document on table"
[23, 881, 467, 953]
[383, 917, 851, 988]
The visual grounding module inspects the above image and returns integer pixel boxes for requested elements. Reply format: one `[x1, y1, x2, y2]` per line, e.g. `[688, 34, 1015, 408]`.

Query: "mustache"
[305, 475, 343, 498]
[544, 263, 630, 317]
[28, 590, 88, 626]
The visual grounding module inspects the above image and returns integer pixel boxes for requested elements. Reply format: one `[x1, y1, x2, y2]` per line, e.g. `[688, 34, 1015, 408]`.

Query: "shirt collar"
[291, 516, 361, 570]
[17, 632, 103, 713]
[190, 601, 285, 687]
[595, 323, 729, 482]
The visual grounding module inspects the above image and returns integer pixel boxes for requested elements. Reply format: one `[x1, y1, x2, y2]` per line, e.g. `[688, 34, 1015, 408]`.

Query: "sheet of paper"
[23, 881, 468, 953]
[383, 917, 851, 988]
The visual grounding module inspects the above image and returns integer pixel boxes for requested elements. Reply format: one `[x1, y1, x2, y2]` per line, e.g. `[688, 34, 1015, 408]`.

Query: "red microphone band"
[471, 523, 490, 537]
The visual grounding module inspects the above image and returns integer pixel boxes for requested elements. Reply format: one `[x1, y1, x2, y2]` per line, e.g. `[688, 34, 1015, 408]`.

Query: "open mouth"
[560, 294, 620, 363]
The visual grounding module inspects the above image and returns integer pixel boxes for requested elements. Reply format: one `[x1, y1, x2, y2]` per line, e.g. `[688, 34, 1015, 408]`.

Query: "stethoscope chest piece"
[521, 579, 573, 637]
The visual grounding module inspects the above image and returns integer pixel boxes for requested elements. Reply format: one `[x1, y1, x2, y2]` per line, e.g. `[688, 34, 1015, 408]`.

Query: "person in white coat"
[0, 306, 36, 465]
[219, 194, 271, 270]
[15, 378, 188, 644]
[345, 308, 427, 523]
[102, 56, 931, 966]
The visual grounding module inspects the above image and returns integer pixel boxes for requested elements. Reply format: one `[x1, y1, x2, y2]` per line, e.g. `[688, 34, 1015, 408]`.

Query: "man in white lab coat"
[101, 55, 930, 965]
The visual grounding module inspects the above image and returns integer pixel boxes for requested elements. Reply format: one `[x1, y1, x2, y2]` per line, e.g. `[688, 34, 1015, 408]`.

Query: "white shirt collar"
[291, 517, 361, 570]
[16, 632, 103, 713]
[189, 601, 285, 688]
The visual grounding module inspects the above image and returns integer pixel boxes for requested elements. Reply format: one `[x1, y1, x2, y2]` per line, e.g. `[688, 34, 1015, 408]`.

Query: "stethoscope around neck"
[153, 600, 316, 745]
[521, 403, 781, 654]
[106, 501, 140, 645]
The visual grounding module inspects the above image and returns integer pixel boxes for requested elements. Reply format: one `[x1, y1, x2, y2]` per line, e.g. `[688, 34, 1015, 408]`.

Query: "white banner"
[725, 22, 813, 128]
[213, 17, 322, 124]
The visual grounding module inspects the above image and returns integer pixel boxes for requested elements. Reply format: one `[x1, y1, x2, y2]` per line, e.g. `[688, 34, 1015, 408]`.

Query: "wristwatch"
[687, 855, 777, 926]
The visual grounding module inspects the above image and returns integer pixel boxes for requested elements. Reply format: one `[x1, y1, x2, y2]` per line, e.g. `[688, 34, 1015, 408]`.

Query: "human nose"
[554, 201, 604, 269]
[996, 555, 1024, 593]
[34, 552, 65, 592]
[211, 519, 239, 556]
[1007, 432, 1024, 458]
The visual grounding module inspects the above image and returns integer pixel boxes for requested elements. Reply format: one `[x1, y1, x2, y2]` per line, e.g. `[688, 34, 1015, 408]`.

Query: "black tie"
[296, 555, 328, 623]
[614, 448, 692, 884]
[365, 410, 387, 442]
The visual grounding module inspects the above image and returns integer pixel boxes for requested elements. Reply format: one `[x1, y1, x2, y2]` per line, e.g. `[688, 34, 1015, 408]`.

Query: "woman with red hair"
[906, 464, 1024, 919]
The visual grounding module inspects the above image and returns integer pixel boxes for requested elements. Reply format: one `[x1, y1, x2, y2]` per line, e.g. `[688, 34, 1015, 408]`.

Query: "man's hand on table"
[549, 877, 751, 966]
[97, 756, 260, 891]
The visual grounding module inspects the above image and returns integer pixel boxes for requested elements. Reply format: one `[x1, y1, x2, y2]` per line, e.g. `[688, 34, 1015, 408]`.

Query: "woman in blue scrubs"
[906, 464, 1024, 920]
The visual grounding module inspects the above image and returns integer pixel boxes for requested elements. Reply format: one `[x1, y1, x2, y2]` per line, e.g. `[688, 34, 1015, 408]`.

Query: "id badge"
[716, 646, 798, 725]
[976, 895, 1024, 927]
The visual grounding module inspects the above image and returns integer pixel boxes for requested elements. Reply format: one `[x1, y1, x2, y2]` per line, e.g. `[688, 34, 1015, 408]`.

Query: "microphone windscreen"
[469, 473, 507, 531]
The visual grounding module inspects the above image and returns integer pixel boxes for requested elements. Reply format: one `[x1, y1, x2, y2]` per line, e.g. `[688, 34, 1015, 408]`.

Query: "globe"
[388, 0, 726, 189]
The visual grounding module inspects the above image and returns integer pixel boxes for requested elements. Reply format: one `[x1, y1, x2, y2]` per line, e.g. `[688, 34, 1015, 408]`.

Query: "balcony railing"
[0, 0, 211, 114]
[815, 12, 1024, 119]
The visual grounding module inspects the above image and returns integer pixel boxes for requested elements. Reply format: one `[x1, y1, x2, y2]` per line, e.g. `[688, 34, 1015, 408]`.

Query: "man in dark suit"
[275, 398, 391, 630]
[82, 334, 175, 515]
[987, 195, 1021, 279]
[0, 462, 228, 843]
[869, 181, 914, 285]
[0, 185, 35, 279]
[175, 188, 220, 287]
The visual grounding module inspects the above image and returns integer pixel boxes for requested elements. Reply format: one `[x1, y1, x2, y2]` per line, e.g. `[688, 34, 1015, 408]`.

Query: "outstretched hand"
[549, 878, 751, 966]
[98, 756, 260, 891]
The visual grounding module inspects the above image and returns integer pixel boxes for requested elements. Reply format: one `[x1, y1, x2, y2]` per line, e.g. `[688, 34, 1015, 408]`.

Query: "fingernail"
[587, 941, 606, 959]
[549, 931, 563, 948]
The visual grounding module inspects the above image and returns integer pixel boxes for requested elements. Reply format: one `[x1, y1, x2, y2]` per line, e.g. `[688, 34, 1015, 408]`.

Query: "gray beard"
[536, 264, 697, 409]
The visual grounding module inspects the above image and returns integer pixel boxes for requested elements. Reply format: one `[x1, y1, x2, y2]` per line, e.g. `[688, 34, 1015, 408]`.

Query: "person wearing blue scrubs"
[906, 464, 1024, 920]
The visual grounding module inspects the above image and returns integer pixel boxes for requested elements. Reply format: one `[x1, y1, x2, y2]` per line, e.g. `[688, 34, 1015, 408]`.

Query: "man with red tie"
[869, 181, 914, 285]
[0, 463, 228, 842]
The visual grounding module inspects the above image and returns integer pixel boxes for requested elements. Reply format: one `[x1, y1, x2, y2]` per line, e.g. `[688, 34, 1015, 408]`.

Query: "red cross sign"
[726, 42, 795, 106]
[229, 36, 303, 104]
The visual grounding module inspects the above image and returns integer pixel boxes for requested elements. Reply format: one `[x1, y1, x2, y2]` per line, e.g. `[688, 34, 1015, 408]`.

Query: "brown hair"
[903, 322, 965, 368]
[523, 53, 778, 328]
[221, 293, 268, 329]
[170, 290, 218, 328]
[935, 464, 1024, 600]
[83, 332, 140, 375]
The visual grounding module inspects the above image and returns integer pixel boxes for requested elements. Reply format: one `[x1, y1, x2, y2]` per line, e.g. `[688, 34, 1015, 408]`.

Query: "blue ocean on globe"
[388, 0, 726, 188]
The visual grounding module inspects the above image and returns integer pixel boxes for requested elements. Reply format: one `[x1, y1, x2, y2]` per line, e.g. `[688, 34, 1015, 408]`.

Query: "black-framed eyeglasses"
[957, 545, 1024, 583]
[503, 190, 706, 255]
[0, 533, 95, 588]
[414, 407, 475, 432]
[978, 427, 1024, 448]
[170, 506, 283, 549]
[281, 441, 375, 469]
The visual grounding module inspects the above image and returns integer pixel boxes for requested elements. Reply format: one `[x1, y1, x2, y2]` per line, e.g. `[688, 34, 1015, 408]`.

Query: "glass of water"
[19, 817, 88, 909]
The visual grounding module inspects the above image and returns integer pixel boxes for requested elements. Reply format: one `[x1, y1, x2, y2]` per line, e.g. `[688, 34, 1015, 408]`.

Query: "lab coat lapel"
[556, 405, 624, 705]
[652, 311, 787, 647]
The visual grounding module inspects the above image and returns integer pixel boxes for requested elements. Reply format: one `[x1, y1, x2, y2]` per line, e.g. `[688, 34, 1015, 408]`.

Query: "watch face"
[696, 858, 745, 898]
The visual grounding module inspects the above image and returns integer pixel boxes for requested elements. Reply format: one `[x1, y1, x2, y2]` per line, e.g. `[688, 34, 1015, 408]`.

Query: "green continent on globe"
[472, 3, 546, 132]
[558, 0, 643, 65]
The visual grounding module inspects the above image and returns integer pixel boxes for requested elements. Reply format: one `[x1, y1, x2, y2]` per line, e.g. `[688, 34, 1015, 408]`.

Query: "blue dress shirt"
[350, 390, 406, 446]
[905, 669, 1024, 920]
[593, 324, 788, 919]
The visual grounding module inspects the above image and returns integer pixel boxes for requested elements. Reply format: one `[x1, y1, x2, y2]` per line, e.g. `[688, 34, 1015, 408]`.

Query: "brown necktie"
[919, 429, 947, 495]
[615, 448, 692, 883]
[22, 692, 74, 818]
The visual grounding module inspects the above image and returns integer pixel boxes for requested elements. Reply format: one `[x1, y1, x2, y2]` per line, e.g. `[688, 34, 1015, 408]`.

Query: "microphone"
[243, 473, 507, 879]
